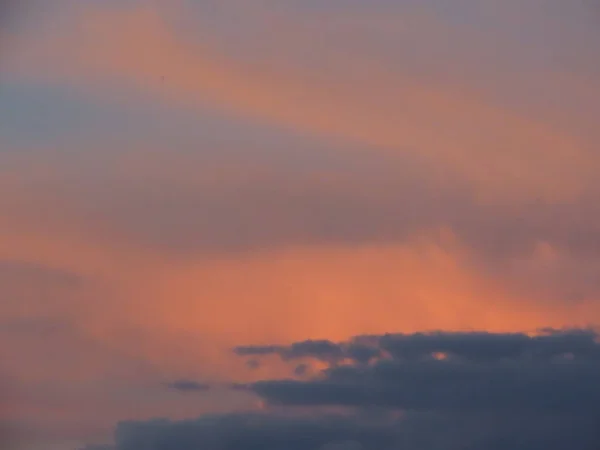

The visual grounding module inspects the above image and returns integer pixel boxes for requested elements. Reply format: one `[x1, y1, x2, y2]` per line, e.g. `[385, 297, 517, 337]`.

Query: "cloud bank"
[91, 329, 600, 450]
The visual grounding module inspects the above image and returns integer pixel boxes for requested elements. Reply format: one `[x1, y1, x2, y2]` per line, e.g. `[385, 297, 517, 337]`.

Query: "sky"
[0, 1, 599, 449]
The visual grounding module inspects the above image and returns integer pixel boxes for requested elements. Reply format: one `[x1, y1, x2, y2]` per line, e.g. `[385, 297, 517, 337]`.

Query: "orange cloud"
[1, 147, 598, 370]
[2, 159, 599, 448]
[3, 221, 595, 379]
[144, 237, 599, 349]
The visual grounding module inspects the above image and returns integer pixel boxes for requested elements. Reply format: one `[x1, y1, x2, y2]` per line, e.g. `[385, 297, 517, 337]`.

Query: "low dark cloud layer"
[113, 414, 396, 450]
[95, 329, 600, 449]
[95, 407, 600, 450]
[235, 328, 600, 365]
[240, 329, 600, 413]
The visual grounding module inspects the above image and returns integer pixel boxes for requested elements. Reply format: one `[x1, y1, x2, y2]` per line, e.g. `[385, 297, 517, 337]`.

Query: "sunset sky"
[1, 1, 600, 449]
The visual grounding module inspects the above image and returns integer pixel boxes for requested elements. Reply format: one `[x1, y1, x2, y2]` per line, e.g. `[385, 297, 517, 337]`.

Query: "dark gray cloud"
[113, 329, 600, 449]
[294, 364, 309, 377]
[239, 329, 600, 413]
[252, 360, 600, 413]
[235, 329, 600, 365]
[235, 339, 345, 363]
[377, 328, 600, 362]
[113, 414, 395, 450]
[99, 409, 600, 450]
